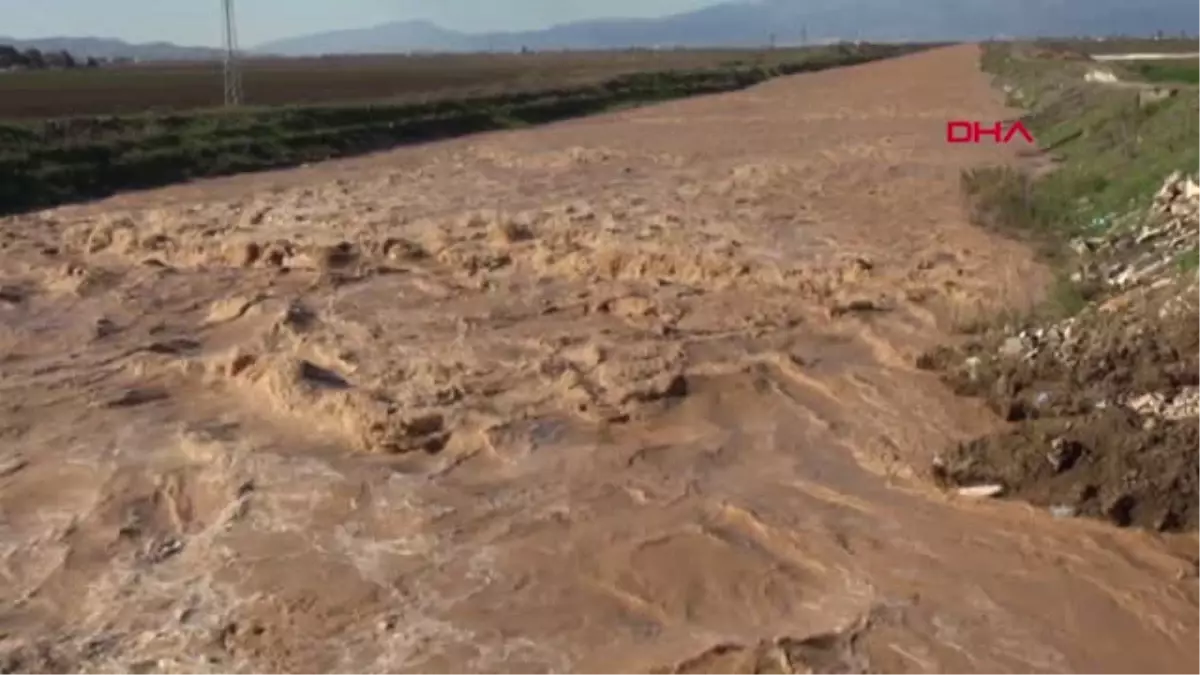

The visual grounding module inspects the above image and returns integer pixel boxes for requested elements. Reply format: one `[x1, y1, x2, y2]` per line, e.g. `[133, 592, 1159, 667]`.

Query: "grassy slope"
[0, 43, 930, 217]
[966, 43, 1197, 246]
[960, 43, 1198, 317]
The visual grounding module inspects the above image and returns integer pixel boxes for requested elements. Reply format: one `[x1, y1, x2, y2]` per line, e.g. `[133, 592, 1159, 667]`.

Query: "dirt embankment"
[0, 45, 1196, 674]
[923, 173, 1199, 530]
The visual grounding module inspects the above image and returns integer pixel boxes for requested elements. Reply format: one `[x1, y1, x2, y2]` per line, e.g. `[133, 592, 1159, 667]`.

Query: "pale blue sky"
[5, 0, 720, 47]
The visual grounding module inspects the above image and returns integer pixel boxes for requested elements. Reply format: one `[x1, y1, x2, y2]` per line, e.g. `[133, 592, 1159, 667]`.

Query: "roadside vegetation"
[959, 44, 1197, 319]
[963, 42, 1197, 279]
[0, 42, 930, 216]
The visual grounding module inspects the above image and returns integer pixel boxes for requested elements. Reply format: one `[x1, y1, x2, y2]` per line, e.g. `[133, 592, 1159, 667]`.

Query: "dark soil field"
[0, 47, 878, 120]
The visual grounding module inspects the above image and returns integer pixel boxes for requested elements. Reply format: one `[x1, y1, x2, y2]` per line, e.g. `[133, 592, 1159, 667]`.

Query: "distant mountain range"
[5, 0, 1198, 61]
[256, 0, 1200, 55]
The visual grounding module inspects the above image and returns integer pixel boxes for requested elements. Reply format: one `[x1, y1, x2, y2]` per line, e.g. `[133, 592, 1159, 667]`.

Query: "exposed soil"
[0, 45, 1196, 673]
[936, 408, 1197, 530]
[925, 303, 1199, 531]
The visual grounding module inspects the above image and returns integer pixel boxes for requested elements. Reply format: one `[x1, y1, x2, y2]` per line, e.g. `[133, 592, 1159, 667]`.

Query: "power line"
[222, 0, 243, 106]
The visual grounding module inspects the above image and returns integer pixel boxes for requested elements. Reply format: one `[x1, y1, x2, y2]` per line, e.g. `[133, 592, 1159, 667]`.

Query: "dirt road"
[0, 45, 1196, 673]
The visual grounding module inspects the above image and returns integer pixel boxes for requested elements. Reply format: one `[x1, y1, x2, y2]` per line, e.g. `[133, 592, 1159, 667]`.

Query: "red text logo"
[946, 120, 1035, 144]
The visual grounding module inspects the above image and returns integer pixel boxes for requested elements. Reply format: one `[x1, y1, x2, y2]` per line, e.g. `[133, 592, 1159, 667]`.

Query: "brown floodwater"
[0, 44, 1195, 673]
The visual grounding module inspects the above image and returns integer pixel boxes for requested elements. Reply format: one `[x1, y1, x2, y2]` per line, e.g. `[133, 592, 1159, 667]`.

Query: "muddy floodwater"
[0, 45, 1197, 673]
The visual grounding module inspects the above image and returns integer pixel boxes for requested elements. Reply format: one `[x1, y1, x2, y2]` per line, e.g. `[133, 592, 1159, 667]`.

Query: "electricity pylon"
[221, 0, 243, 106]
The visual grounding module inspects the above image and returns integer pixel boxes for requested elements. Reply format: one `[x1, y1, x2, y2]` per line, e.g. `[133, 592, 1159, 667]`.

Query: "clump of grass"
[1046, 274, 1101, 318]
[960, 166, 1038, 232]
[1177, 247, 1200, 273]
[959, 165, 1077, 265]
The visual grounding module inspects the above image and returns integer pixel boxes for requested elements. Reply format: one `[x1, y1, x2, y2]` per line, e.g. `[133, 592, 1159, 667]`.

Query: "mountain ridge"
[257, 0, 1199, 55]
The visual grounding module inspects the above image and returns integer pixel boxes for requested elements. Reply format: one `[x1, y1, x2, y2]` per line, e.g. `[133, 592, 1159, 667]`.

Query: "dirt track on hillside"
[0, 45, 1197, 673]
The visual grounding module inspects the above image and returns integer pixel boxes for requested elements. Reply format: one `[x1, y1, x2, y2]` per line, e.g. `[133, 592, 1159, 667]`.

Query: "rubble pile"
[969, 170, 1198, 396]
[1069, 171, 1199, 290]
[1126, 388, 1200, 423]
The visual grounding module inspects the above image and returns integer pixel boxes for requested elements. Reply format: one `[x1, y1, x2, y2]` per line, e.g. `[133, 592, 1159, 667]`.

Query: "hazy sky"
[5, 0, 722, 47]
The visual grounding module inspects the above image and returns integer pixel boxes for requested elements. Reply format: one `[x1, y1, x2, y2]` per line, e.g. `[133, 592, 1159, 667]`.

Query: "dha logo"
[946, 120, 1035, 144]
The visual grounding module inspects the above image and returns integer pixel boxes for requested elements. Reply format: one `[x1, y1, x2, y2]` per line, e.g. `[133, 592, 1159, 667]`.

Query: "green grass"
[0, 43, 928, 217]
[1129, 61, 1200, 85]
[1178, 247, 1200, 273]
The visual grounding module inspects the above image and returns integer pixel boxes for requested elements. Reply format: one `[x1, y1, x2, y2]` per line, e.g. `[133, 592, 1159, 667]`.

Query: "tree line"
[0, 45, 103, 70]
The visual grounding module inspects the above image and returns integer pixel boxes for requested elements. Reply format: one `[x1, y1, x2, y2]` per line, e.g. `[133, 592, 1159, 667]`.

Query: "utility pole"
[221, 0, 243, 106]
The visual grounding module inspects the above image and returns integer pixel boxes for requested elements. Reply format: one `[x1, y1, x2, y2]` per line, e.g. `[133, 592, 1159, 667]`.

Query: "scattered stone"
[1138, 87, 1176, 108]
[964, 356, 982, 382]
[1069, 238, 1093, 256]
[1046, 437, 1083, 473]
[998, 336, 1026, 358]
[1084, 69, 1119, 83]
[1127, 392, 1167, 416]
[143, 537, 184, 564]
[381, 237, 427, 261]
